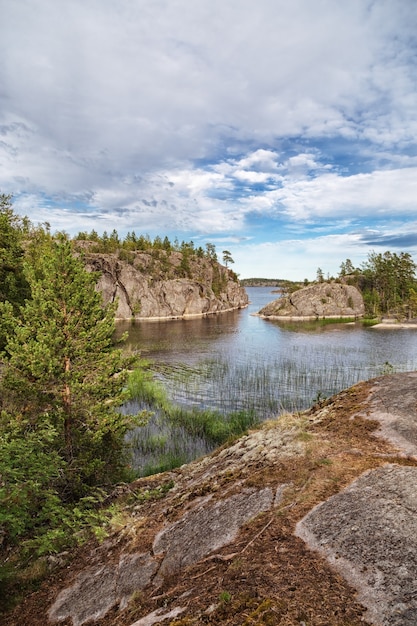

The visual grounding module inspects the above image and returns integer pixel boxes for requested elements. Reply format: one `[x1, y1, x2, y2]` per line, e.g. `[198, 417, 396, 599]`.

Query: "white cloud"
[274, 167, 417, 220]
[1, 0, 416, 284]
[232, 233, 370, 281]
[236, 150, 280, 172]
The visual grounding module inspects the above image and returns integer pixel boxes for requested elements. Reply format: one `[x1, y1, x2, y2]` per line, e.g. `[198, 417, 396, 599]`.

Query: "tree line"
[75, 228, 235, 268]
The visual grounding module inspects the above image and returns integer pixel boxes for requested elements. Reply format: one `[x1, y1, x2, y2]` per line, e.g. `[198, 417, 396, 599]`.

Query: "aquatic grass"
[361, 318, 380, 327]
[126, 411, 210, 476]
[149, 345, 417, 420]
[125, 322, 417, 477]
[169, 406, 258, 445]
[127, 364, 170, 410]
[141, 452, 190, 477]
[126, 367, 259, 476]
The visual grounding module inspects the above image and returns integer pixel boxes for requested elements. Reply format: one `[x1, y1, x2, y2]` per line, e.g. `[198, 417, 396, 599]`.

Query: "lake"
[118, 287, 417, 414]
[118, 287, 417, 473]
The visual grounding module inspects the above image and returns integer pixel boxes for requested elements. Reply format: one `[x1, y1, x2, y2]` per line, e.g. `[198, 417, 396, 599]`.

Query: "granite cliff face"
[84, 250, 248, 319]
[258, 281, 365, 319]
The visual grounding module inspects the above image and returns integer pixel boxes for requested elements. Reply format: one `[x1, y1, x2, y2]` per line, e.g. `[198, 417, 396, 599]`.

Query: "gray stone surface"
[364, 372, 417, 457]
[85, 251, 248, 319]
[258, 282, 364, 319]
[48, 487, 276, 625]
[128, 606, 186, 626]
[153, 487, 274, 578]
[48, 552, 158, 626]
[296, 465, 417, 626]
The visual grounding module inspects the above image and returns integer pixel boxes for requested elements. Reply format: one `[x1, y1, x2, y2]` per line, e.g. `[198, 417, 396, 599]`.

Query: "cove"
[117, 287, 417, 474]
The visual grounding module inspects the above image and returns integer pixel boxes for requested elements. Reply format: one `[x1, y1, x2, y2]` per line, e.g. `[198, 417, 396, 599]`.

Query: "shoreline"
[253, 313, 417, 329]
[115, 303, 249, 322]
[371, 321, 417, 329]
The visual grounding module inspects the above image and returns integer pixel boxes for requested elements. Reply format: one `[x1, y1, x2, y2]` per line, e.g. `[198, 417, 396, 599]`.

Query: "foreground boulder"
[258, 281, 365, 319]
[3, 372, 417, 626]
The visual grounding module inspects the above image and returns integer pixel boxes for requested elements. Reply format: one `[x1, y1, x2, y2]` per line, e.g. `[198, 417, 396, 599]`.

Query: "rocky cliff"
[83, 250, 248, 319]
[4, 372, 417, 626]
[258, 281, 365, 319]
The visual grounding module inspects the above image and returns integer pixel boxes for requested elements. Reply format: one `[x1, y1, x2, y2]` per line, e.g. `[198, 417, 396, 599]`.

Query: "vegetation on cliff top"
[332, 254, 417, 318]
[74, 228, 239, 288]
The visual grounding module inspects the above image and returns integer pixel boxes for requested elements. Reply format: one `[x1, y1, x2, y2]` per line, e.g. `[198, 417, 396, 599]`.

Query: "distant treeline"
[240, 277, 303, 289]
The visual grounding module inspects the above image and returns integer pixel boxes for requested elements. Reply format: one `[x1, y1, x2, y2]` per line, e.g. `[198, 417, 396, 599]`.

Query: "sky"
[1, 0, 417, 280]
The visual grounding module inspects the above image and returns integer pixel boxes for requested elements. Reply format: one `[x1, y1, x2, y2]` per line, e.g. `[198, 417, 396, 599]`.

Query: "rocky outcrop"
[296, 464, 417, 626]
[84, 251, 248, 319]
[258, 281, 365, 319]
[5, 373, 417, 626]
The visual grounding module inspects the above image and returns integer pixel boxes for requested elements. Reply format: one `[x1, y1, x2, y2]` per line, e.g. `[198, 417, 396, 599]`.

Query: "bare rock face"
[258, 282, 365, 319]
[48, 553, 159, 626]
[48, 485, 279, 626]
[85, 251, 248, 319]
[296, 465, 417, 626]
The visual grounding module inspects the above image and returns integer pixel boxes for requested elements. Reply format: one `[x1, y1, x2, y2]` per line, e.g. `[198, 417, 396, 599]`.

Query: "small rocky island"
[258, 281, 365, 320]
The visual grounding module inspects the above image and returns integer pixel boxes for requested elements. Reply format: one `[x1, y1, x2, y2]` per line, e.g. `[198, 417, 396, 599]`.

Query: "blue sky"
[1, 0, 417, 280]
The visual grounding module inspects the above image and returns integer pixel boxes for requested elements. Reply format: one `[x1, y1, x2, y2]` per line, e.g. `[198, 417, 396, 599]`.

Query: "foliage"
[0, 420, 64, 543]
[0, 234, 146, 554]
[74, 228, 219, 263]
[337, 252, 417, 317]
[360, 251, 417, 315]
[222, 250, 234, 267]
[339, 258, 356, 276]
[74, 230, 241, 287]
[0, 194, 31, 346]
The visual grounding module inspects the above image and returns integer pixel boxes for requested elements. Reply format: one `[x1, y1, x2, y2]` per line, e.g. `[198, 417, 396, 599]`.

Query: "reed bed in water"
[151, 356, 365, 418]
[125, 367, 259, 476]
[125, 344, 417, 476]
[152, 341, 417, 419]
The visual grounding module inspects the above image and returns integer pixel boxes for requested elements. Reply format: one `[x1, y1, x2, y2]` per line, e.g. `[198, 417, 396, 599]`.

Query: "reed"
[126, 340, 417, 476]
[126, 367, 259, 476]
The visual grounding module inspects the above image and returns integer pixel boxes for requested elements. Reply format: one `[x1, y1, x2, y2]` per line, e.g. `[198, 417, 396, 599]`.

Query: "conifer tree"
[1, 234, 143, 507]
[0, 193, 30, 314]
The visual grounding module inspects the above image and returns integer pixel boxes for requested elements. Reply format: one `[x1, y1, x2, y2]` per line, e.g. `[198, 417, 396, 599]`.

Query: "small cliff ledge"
[84, 251, 248, 319]
[258, 282, 365, 319]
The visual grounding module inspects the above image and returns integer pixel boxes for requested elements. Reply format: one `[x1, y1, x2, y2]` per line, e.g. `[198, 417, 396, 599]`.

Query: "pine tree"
[1, 234, 144, 505]
[222, 250, 234, 268]
[0, 193, 30, 313]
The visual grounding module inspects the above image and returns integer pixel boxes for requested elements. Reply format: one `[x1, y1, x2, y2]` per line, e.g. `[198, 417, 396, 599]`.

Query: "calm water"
[118, 287, 417, 417]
